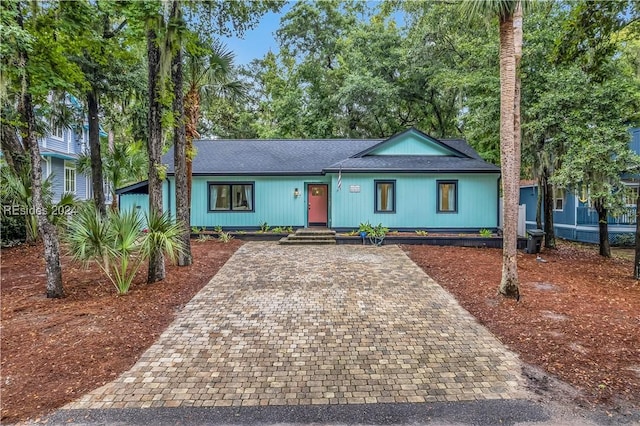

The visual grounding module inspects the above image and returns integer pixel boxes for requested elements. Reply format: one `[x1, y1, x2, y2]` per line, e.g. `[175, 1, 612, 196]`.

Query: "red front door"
[308, 184, 328, 226]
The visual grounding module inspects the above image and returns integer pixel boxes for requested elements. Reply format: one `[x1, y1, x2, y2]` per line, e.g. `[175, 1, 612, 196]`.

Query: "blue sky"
[218, 2, 403, 67]
[219, 4, 293, 66]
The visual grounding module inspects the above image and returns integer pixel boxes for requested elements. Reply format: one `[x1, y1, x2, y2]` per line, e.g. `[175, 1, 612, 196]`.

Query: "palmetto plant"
[0, 165, 77, 242]
[66, 204, 183, 294]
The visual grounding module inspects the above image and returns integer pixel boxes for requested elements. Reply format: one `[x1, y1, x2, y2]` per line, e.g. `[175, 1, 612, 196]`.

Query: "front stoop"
[279, 228, 336, 245]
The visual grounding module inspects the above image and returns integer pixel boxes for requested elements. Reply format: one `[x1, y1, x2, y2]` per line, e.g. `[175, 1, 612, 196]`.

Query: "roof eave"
[166, 171, 326, 177]
[323, 168, 501, 174]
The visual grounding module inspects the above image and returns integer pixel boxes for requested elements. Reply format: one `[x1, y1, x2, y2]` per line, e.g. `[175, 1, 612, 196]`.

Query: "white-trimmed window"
[553, 187, 564, 211]
[41, 156, 51, 178]
[51, 120, 64, 140]
[64, 162, 76, 194]
[623, 185, 639, 206]
[81, 128, 88, 153]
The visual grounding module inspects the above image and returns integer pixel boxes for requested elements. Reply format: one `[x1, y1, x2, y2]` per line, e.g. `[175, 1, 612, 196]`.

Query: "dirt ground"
[0, 238, 242, 424]
[404, 242, 640, 412]
[2, 239, 639, 423]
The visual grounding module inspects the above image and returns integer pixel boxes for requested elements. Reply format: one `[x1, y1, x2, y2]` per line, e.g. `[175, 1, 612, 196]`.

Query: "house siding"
[49, 158, 65, 203]
[554, 190, 576, 226]
[330, 173, 499, 230]
[520, 185, 634, 245]
[43, 134, 68, 153]
[520, 185, 538, 223]
[165, 176, 329, 229]
[368, 133, 454, 156]
[120, 194, 150, 223]
[519, 185, 576, 226]
[76, 171, 89, 200]
[631, 128, 640, 155]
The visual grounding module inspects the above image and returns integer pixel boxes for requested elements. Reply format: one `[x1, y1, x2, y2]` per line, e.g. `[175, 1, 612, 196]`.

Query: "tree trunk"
[146, 27, 165, 283]
[184, 84, 200, 214]
[0, 124, 29, 176]
[172, 46, 192, 266]
[497, 13, 520, 299]
[16, 19, 64, 298]
[541, 171, 556, 248]
[595, 200, 611, 257]
[634, 188, 640, 279]
[87, 89, 106, 216]
[108, 128, 115, 153]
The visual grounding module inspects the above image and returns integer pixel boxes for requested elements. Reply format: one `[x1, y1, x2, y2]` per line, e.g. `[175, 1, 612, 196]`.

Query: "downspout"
[497, 176, 501, 230]
[166, 177, 172, 219]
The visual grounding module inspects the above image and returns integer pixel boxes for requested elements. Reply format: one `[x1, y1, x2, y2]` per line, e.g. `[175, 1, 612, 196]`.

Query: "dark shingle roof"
[163, 139, 381, 175]
[325, 156, 500, 173]
[440, 139, 483, 160]
[162, 136, 498, 175]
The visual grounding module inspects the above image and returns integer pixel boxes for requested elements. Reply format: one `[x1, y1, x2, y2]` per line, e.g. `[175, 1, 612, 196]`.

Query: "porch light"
[293, 188, 301, 198]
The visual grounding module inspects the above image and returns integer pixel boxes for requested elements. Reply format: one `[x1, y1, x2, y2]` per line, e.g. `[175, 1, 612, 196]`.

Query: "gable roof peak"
[351, 127, 471, 159]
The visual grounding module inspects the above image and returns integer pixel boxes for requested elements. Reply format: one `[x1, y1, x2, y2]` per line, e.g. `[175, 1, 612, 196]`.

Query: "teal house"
[118, 128, 501, 232]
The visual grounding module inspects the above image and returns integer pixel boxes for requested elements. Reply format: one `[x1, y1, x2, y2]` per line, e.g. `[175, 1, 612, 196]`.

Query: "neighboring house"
[519, 128, 639, 245]
[38, 106, 111, 204]
[118, 128, 501, 232]
[40, 120, 92, 203]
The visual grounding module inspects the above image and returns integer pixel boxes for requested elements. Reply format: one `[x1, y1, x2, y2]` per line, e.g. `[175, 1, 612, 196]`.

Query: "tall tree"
[170, 1, 192, 267]
[136, 0, 282, 281]
[464, 0, 529, 299]
[184, 40, 245, 203]
[1, 2, 86, 297]
[146, 21, 165, 282]
[552, 0, 640, 257]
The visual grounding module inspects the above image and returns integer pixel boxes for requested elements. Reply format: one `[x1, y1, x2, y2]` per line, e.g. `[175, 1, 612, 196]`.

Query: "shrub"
[358, 222, 388, 246]
[66, 204, 183, 294]
[218, 231, 234, 243]
[479, 228, 492, 237]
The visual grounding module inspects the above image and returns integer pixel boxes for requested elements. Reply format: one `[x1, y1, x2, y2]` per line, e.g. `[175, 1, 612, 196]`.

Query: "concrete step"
[294, 228, 336, 237]
[279, 237, 336, 245]
[286, 234, 337, 241]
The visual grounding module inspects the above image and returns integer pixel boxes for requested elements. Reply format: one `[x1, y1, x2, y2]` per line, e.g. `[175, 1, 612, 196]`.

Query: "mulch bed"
[2, 238, 638, 422]
[1, 238, 242, 423]
[403, 242, 640, 410]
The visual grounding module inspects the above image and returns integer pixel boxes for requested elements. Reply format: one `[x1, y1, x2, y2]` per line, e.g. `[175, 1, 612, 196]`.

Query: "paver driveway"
[66, 242, 528, 410]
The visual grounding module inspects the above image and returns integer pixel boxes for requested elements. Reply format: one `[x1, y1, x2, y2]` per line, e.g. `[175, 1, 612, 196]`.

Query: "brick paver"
[65, 242, 528, 409]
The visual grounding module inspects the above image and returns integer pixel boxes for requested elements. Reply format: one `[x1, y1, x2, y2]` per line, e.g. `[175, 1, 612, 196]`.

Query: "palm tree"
[183, 40, 245, 205]
[463, 0, 526, 299]
[77, 141, 147, 210]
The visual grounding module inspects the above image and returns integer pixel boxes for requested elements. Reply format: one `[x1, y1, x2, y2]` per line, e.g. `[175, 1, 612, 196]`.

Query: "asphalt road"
[39, 399, 640, 426]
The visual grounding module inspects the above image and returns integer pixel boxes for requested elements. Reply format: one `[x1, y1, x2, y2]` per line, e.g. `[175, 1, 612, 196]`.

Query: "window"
[51, 120, 64, 140]
[64, 163, 76, 194]
[208, 183, 254, 212]
[623, 185, 639, 206]
[375, 180, 395, 213]
[41, 156, 50, 178]
[437, 180, 457, 213]
[553, 187, 564, 211]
